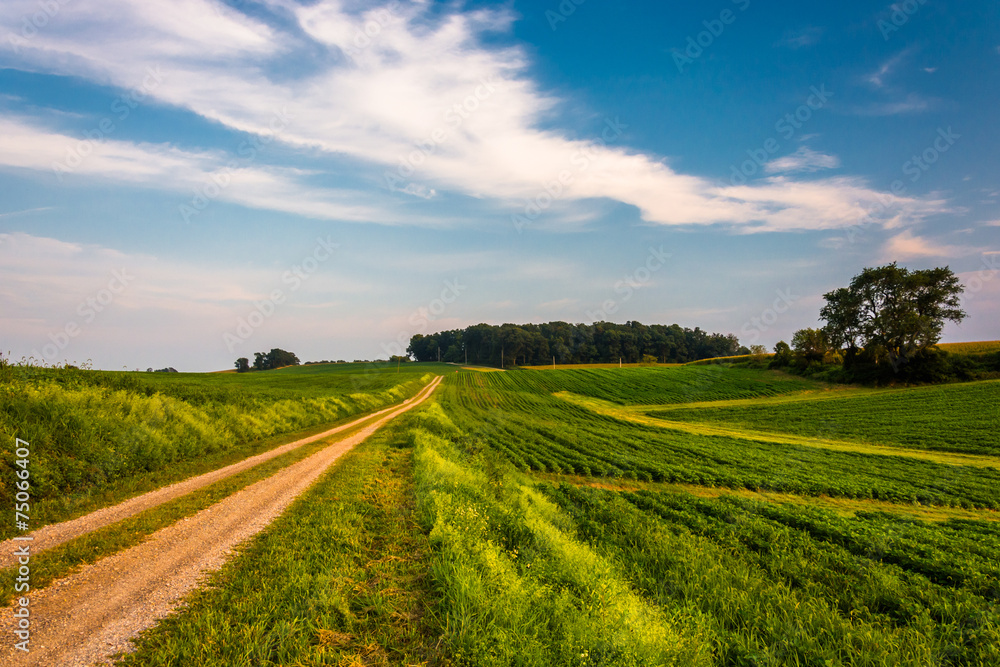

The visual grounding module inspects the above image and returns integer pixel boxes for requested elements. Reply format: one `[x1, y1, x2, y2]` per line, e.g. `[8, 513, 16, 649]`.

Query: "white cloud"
[765, 147, 840, 174]
[0, 117, 403, 224]
[0, 0, 951, 232]
[881, 230, 975, 261]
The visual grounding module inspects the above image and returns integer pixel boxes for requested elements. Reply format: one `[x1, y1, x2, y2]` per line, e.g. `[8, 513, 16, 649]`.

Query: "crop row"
[544, 483, 1000, 666]
[440, 378, 1000, 509]
[463, 366, 820, 405]
[654, 379, 1000, 456]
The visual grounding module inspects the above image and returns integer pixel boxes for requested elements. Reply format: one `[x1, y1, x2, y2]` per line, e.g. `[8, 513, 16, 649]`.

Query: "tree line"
[407, 322, 741, 367]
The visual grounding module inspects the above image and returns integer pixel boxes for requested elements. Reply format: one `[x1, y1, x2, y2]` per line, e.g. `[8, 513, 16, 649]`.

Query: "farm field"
[647, 379, 1000, 456]
[3, 362, 998, 666]
[938, 340, 1000, 355]
[414, 365, 1000, 664]
[445, 369, 1000, 508]
[476, 365, 824, 405]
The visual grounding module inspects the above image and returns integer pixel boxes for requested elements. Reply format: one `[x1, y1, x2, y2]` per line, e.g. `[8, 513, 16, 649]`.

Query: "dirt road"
[0, 386, 428, 570]
[0, 375, 442, 666]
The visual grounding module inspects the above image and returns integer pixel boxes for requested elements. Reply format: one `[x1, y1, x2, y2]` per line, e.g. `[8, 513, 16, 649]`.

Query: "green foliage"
[461, 366, 819, 406]
[770, 341, 792, 368]
[117, 420, 442, 667]
[252, 347, 300, 371]
[791, 328, 829, 367]
[409, 321, 742, 366]
[821, 263, 966, 379]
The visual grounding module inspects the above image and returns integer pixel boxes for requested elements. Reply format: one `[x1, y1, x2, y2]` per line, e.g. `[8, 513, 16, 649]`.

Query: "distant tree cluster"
[235, 348, 300, 372]
[408, 322, 741, 366]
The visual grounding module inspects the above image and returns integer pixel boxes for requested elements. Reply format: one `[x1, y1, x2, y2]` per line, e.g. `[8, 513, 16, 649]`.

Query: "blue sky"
[0, 0, 997, 371]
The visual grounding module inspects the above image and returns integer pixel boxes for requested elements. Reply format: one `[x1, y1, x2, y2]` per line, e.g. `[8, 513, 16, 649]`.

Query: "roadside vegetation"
[0, 362, 447, 537]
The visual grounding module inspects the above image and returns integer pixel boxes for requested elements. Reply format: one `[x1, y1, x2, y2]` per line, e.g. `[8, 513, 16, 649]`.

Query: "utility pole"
[501, 348, 504, 369]
[437, 346, 441, 363]
[619, 357, 622, 368]
[397, 357, 400, 373]
[553, 356, 555, 370]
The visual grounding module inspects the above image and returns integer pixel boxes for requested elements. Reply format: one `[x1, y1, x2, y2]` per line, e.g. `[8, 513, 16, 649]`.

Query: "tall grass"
[411, 404, 711, 666]
[0, 364, 431, 509]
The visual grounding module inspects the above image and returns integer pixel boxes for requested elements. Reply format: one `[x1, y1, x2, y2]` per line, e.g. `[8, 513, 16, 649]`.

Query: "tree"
[235, 357, 250, 373]
[770, 341, 792, 367]
[820, 263, 965, 370]
[250, 348, 300, 371]
[265, 348, 300, 369]
[253, 352, 267, 371]
[791, 328, 829, 365]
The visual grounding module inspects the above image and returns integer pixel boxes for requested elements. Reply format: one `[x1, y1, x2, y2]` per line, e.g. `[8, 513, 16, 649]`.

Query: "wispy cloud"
[853, 48, 935, 116]
[866, 51, 910, 88]
[0, 0, 951, 233]
[765, 147, 840, 175]
[0, 117, 412, 224]
[0, 231, 399, 367]
[881, 229, 975, 261]
[775, 27, 823, 50]
[0, 206, 52, 218]
[848, 94, 932, 116]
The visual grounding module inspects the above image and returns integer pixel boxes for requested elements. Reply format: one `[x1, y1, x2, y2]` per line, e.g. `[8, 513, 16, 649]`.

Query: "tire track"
[0, 375, 442, 666]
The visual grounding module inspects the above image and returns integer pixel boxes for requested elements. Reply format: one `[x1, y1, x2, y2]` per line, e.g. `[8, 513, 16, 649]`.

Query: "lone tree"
[820, 263, 965, 371]
[235, 357, 250, 373]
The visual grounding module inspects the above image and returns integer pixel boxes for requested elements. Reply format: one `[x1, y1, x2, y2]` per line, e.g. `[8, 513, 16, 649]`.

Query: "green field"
[649, 379, 1000, 456]
[4, 362, 999, 665]
[465, 365, 823, 405]
[443, 370, 1000, 508]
